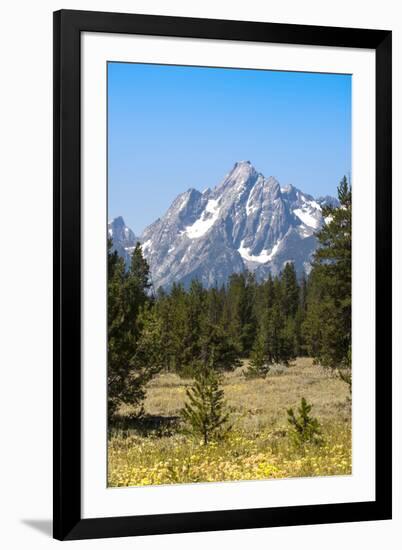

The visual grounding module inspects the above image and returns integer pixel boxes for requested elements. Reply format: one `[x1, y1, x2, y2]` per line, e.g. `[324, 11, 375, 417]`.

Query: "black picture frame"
[53, 9, 392, 541]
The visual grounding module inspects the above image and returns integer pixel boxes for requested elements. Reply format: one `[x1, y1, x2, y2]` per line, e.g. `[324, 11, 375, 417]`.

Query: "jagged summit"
[108, 216, 138, 265]
[110, 215, 126, 227]
[231, 160, 253, 171]
[215, 160, 258, 192]
[110, 162, 339, 289]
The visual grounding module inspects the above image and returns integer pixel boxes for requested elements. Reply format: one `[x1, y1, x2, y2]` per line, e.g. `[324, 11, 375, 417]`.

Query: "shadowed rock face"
[109, 161, 338, 289]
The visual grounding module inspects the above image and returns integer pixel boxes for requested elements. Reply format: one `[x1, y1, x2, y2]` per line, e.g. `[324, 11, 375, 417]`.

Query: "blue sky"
[108, 62, 351, 235]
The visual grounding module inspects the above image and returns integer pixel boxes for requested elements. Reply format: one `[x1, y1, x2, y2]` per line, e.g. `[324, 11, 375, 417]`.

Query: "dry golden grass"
[109, 358, 351, 487]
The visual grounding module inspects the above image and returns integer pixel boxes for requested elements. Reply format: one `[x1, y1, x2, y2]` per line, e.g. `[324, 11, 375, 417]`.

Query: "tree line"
[108, 176, 351, 418]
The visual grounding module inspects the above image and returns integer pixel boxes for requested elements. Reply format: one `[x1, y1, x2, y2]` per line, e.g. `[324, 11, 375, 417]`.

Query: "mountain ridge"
[109, 161, 339, 289]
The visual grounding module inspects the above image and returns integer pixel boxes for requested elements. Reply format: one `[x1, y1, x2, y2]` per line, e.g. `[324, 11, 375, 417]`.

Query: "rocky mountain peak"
[110, 162, 338, 289]
[216, 160, 259, 193]
[108, 216, 137, 264]
[110, 215, 126, 229]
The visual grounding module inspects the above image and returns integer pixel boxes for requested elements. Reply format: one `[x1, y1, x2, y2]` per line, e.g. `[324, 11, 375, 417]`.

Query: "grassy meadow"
[108, 358, 351, 487]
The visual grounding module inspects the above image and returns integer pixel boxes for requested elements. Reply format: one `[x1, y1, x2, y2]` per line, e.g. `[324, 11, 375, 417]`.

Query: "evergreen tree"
[293, 273, 308, 357]
[225, 272, 256, 356]
[166, 283, 189, 375]
[205, 285, 223, 326]
[281, 262, 300, 318]
[124, 242, 152, 338]
[266, 301, 294, 365]
[246, 318, 271, 378]
[154, 287, 175, 371]
[241, 271, 258, 354]
[287, 397, 322, 446]
[107, 238, 127, 417]
[199, 320, 241, 373]
[281, 315, 296, 361]
[299, 274, 308, 313]
[303, 176, 352, 369]
[245, 298, 295, 378]
[293, 305, 305, 357]
[107, 240, 161, 418]
[181, 279, 205, 370]
[181, 360, 230, 445]
[130, 242, 152, 289]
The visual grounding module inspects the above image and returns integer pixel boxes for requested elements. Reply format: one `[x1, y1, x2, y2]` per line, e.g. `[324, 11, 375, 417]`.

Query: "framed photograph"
[53, 9, 392, 541]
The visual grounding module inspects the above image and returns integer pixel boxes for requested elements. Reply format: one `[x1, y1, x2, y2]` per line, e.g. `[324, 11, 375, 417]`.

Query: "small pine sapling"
[180, 362, 230, 445]
[287, 397, 322, 447]
[245, 330, 271, 378]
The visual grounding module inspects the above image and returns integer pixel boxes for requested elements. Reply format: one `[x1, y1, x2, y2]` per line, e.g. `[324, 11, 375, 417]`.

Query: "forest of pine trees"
[108, 177, 352, 417]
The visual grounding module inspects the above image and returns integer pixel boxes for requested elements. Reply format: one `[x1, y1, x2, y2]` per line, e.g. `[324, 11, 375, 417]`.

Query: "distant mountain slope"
[109, 161, 339, 289]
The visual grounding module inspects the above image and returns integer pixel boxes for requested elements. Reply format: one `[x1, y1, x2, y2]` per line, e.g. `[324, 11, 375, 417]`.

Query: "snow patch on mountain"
[309, 200, 322, 211]
[293, 208, 320, 229]
[297, 225, 313, 239]
[141, 239, 152, 252]
[185, 198, 220, 238]
[238, 239, 280, 264]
